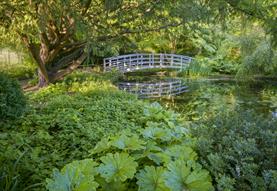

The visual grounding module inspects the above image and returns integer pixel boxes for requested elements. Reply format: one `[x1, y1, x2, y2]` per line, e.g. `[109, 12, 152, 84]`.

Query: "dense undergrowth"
[192, 110, 277, 191]
[0, 73, 26, 120]
[46, 103, 213, 191]
[0, 71, 145, 190]
[0, 71, 276, 191]
[0, 59, 35, 80]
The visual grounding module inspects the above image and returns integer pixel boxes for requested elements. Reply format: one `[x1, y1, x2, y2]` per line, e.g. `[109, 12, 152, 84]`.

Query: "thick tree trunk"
[19, 10, 88, 88]
[38, 69, 49, 87]
[20, 35, 87, 88]
[36, 45, 86, 87]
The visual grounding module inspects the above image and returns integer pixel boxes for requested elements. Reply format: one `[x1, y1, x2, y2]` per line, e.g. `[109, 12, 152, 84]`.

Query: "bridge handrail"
[104, 53, 193, 72]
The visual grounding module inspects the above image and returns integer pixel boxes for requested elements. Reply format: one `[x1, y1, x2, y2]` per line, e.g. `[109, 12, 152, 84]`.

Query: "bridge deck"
[104, 53, 192, 73]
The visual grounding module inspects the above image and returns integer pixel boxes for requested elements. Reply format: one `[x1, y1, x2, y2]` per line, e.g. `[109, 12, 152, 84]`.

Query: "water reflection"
[159, 78, 277, 120]
[118, 79, 188, 98]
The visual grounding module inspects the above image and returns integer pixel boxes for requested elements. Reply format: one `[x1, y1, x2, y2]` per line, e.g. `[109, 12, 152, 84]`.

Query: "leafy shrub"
[0, 57, 36, 80]
[0, 73, 144, 190]
[181, 58, 212, 77]
[46, 103, 214, 191]
[0, 72, 26, 120]
[191, 110, 277, 191]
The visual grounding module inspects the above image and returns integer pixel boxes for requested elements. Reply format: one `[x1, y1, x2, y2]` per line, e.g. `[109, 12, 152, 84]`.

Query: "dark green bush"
[191, 110, 277, 191]
[0, 72, 26, 120]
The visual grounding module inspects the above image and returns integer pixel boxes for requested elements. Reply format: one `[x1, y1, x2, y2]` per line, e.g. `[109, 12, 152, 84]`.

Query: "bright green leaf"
[46, 159, 99, 191]
[98, 153, 138, 182]
[136, 166, 169, 191]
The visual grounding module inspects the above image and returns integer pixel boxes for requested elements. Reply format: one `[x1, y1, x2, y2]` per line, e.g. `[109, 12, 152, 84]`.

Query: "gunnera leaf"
[96, 177, 128, 191]
[46, 159, 99, 191]
[164, 145, 198, 163]
[136, 166, 169, 191]
[164, 159, 214, 191]
[111, 134, 145, 150]
[98, 153, 138, 182]
[90, 137, 111, 154]
[142, 126, 172, 141]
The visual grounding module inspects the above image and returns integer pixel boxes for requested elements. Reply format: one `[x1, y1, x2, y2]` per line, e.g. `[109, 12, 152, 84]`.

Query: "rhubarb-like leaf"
[136, 166, 169, 191]
[46, 159, 99, 191]
[165, 145, 198, 162]
[111, 134, 145, 150]
[98, 153, 138, 182]
[142, 126, 172, 141]
[164, 159, 214, 191]
[91, 137, 111, 154]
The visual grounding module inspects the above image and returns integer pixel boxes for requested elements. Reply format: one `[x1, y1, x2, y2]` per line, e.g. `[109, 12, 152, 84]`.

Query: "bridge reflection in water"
[118, 79, 188, 98]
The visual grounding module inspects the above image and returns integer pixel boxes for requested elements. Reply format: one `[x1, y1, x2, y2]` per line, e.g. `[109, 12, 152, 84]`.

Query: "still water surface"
[118, 76, 277, 119]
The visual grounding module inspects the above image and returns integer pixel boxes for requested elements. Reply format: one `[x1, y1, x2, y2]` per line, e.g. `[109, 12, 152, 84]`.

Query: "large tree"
[0, 0, 276, 87]
[0, 0, 190, 87]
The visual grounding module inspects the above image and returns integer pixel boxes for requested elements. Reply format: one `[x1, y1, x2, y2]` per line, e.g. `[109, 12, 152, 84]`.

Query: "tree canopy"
[0, 0, 276, 86]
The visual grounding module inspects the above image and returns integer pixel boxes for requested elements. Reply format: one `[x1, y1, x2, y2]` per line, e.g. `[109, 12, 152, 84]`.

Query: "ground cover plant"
[0, 72, 145, 190]
[46, 102, 213, 191]
[1, 70, 276, 191]
[0, 1, 276, 190]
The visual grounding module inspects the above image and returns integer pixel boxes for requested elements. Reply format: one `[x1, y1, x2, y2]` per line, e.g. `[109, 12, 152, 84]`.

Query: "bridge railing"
[118, 80, 188, 98]
[104, 53, 192, 72]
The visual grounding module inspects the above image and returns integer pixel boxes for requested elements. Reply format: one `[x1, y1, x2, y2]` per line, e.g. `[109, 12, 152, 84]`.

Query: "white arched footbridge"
[104, 53, 193, 73]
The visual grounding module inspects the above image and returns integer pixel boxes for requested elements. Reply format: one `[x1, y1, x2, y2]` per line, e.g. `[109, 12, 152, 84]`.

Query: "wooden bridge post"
[103, 59, 106, 71]
[109, 59, 112, 71]
[180, 57, 183, 71]
[151, 53, 154, 67]
[128, 56, 132, 71]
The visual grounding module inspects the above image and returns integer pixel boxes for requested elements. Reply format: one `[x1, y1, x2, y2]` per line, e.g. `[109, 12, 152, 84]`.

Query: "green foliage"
[46, 102, 213, 191]
[0, 72, 26, 120]
[0, 56, 36, 80]
[136, 166, 167, 191]
[46, 159, 99, 191]
[0, 151, 26, 191]
[164, 159, 212, 191]
[182, 58, 213, 77]
[191, 110, 277, 191]
[98, 153, 138, 182]
[0, 72, 144, 190]
[239, 38, 277, 76]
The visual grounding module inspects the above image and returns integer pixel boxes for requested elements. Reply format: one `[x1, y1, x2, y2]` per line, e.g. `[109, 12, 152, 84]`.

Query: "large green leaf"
[90, 137, 111, 154]
[46, 159, 99, 191]
[185, 170, 214, 191]
[136, 166, 169, 191]
[142, 126, 172, 141]
[164, 145, 198, 162]
[111, 134, 145, 151]
[164, 159, 214, 191]
[98, 153, 138, 182]
[95, 177, 128, 191]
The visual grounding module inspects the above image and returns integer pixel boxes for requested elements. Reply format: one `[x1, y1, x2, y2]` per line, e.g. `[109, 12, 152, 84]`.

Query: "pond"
[117, 75, 277, 120]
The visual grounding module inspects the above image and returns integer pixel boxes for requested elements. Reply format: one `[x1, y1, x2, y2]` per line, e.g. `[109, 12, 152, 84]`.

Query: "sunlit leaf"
[164, 145, 198, 162]
[164, 159, 214, 191]
[46, 159, 99, 191]
[111, 134, 145, 151]
[98, 153, 138, 182]
[136, 166, 169, 191]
